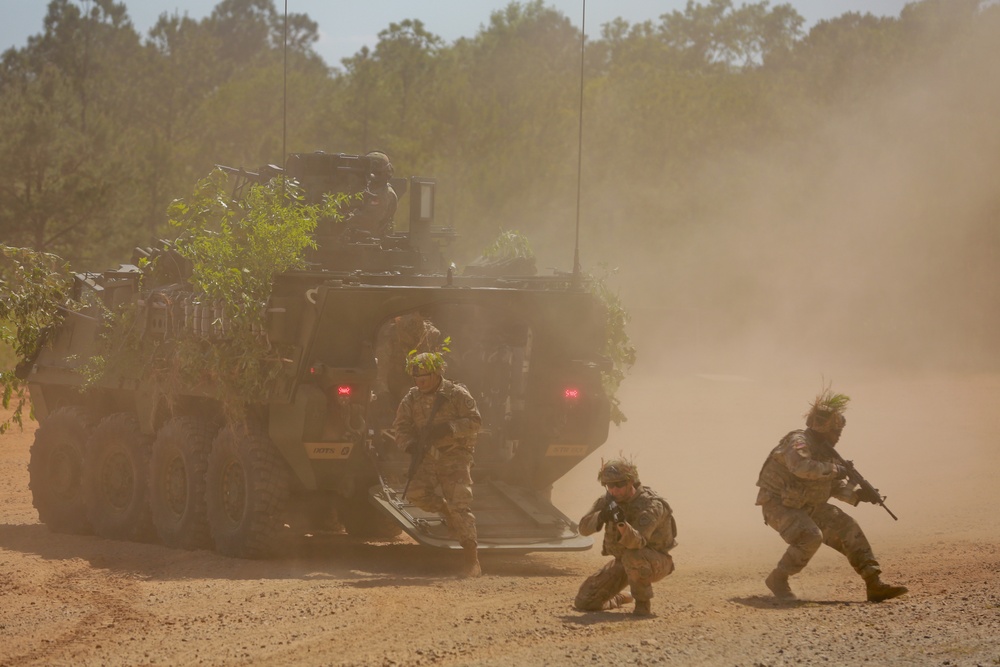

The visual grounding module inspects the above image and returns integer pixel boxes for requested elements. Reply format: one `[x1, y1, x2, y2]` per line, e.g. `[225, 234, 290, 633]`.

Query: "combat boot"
[633, 600, 652, 616]
[601, 592, 634, 610]
[765, 570, 796, 600]
[459, 540, 481, 578]
[865, 576, 908, 603]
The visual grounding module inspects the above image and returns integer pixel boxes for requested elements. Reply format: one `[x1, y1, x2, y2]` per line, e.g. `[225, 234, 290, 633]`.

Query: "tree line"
[2, 0, 999, 369]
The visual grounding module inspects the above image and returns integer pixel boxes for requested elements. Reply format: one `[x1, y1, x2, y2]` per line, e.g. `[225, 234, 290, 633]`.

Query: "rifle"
[401, 393, 447, 499]
[822, 444, 899, 521]
[596, 495, 626, 531]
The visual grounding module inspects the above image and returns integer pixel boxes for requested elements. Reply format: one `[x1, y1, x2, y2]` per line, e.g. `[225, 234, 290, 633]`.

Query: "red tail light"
[564, 387, 580, 400]
[337, 385, 352, 397]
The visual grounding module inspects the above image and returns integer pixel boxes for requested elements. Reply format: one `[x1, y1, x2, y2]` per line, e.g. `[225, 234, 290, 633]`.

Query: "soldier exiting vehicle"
[756, 388, 908, 603]
[393, 351, 483, 577]
[574, 457, 677, 616]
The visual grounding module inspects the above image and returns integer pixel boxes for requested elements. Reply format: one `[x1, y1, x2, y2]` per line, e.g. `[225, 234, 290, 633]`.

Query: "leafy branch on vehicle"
[0, 245, 76, 433]
[86, 169, 349, 423]
[587, 265, 637, 426]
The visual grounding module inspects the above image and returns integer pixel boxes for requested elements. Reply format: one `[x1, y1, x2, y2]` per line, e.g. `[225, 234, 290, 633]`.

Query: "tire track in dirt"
[1, 558, 155, 667]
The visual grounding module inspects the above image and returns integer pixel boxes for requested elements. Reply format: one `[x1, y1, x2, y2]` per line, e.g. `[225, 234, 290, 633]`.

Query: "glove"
[597, 505, 614, 527]
[427, 421, 452, 440]
[856, 486, 882, 504]
[832, 464, 849, 480]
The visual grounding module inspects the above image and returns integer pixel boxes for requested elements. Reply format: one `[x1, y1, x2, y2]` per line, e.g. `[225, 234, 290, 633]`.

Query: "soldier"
[343, 150, 397, 238]
[756, 388, 908, 602]
[394, 351, 483, 577]
[574, 458, 677, 616]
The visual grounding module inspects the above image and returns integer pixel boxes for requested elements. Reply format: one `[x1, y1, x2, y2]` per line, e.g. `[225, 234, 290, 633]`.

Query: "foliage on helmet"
[405, 350, 446, 375]
[805, 385, 850, 432]
[598, 455, 639, 485]
[402, 328, 450, 373]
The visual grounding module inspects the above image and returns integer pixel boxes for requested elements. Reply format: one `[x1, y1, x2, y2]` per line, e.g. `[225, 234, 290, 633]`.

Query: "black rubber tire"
[205, 424, 291, 559]
[149, 416, 216, 550]
[83, 413, 156, 542]
[29, 406, 95, 534]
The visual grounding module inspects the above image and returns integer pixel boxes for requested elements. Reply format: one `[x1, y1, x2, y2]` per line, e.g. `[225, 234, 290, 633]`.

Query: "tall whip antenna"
[571, 0, 586, 289]
[282, 0, 288, 173]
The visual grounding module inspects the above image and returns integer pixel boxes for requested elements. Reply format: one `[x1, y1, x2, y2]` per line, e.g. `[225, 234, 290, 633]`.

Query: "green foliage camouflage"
[0, 245, 75, 433]
[482, 230, 535, 261]
[85, 170, 347, 423]
[587, 266, 637, 426]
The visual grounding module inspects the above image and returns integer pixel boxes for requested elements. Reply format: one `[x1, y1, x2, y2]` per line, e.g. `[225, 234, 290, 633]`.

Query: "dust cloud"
[551, 20, 1000, 569]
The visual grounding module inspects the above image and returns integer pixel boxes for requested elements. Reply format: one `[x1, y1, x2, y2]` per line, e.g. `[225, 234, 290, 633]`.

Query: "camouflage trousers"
[761, 499, 880, 580]
[574, 548, 674, 609]
[407, 447, 477, 544]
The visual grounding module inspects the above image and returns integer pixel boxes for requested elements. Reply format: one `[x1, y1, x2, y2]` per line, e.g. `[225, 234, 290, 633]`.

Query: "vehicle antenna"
[572, 0, 587, 290]
[282, 0, 288, 175]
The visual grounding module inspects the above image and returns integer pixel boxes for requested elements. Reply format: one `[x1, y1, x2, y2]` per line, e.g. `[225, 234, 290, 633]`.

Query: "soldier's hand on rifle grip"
[833, 463, 849, 480]
[856, 486, 882, 504]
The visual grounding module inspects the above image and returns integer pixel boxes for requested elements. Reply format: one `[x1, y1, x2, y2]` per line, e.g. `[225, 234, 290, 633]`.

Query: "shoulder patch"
[792, 441, 811, 457]
[638, 514, 653, 527]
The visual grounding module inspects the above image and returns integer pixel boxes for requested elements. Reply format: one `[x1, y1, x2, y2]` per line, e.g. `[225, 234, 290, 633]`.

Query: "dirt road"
[2, 371, 999, 666]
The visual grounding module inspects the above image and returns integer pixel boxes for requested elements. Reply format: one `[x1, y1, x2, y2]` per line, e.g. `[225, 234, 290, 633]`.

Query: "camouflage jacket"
[346, 183, 397, 236]
[393, 379, 481, 453]
[756, 429, 860, 509]
[579, 485, 677, 558]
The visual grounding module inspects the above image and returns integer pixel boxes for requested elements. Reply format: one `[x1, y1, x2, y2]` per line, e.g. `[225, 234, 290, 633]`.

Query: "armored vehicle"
[24, 151, 613, 558]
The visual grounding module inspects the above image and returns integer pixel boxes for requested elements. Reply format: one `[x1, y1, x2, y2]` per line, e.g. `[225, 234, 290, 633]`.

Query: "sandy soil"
[2, 369, 999, 667]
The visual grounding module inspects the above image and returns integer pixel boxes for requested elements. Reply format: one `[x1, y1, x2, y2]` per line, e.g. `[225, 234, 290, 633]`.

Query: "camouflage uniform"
[755, 428, 880, 580]
[574, 485, 677, 611]
[345, 182, 397, 237]
[755, 389, 907, 603]
[344, 151, 397, 237]
[394, 378, 481, 544]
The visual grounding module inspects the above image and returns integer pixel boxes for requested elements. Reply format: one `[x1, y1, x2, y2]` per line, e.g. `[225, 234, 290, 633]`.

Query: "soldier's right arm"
[392, 393, 417, 451]
[578, 496, 608, 536]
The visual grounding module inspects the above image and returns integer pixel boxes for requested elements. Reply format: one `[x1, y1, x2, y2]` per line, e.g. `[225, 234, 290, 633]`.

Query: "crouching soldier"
[574, 457, 677, 616]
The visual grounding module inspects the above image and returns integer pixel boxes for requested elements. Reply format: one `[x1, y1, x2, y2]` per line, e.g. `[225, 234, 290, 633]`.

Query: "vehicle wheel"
[339, 493, 403, 539]
[29, 406, 95, 534]
[149, 416, 215, 550]
[84, 413, 156, 542]
[205, 424, 291, 559]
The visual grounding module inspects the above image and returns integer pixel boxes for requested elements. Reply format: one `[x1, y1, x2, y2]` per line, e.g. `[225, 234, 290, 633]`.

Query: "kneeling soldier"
[574, 457, 677, 616]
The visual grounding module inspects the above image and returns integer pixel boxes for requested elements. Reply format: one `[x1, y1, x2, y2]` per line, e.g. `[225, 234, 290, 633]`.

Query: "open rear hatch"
[369, 480, 592, 552]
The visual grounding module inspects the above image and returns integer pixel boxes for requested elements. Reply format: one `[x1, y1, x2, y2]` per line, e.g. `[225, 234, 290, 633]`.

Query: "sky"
[2, 0, 913, 68]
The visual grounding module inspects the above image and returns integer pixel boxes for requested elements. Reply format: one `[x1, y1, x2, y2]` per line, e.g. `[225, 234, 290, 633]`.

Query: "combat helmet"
[598, 457, 640, 486]
[405, 350, 446, 375]
[805, 387, 849, 435]
[365, 150, 394, 182]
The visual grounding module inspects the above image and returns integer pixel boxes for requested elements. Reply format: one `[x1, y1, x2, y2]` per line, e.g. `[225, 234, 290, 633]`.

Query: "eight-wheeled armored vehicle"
[23, 151, 614, 558]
